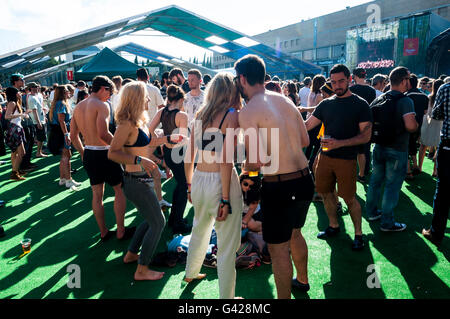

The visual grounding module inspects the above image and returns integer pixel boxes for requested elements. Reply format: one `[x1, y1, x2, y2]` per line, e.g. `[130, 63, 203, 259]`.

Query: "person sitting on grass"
[240, 172, 262, 233]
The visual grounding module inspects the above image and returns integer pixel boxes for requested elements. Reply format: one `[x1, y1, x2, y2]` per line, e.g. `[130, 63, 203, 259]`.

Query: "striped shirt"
[431, 83, 450, 139]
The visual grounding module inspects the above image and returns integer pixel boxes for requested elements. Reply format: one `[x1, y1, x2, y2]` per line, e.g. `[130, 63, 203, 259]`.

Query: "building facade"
[212, 0, 449, 78]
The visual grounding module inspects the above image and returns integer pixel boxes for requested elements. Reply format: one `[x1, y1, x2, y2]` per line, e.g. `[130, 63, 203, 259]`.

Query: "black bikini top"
[197, 108, 234, 151]
[124, 128, 151, 148]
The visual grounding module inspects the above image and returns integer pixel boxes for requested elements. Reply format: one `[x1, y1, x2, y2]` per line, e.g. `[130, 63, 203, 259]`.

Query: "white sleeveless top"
[10, 109, 22, 127]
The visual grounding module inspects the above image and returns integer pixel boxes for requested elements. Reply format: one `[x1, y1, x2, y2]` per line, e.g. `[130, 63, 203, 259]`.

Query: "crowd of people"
[0, 55, 448, 299]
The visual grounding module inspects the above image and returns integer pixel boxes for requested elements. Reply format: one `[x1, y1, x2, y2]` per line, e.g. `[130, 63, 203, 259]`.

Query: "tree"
[134, 56, 139, 64]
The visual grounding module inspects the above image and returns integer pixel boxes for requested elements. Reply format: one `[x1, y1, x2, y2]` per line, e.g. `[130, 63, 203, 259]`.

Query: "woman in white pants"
[184, 72, 243, 299]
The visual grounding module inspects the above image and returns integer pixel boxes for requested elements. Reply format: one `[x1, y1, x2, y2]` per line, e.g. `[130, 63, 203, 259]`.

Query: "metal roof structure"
[1, 5, 322, 77]
[23, 42, 218, 82]
[114, 42, 218, 76]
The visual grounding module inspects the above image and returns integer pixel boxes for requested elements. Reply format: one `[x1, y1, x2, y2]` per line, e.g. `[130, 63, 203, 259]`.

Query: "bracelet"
[134, 155, 142, 165]
[220, 199, 230, 204]
[220, 199, 232, 214]
[166, 135, 177, 145]
[64, 133, 70, 137]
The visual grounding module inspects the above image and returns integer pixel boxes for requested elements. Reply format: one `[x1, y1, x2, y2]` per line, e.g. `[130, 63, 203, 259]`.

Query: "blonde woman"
[183, 72, 243, 299]
[48, 85, 80, 189]
[4, 87, 32, 180]
[108, 81, 185, 281]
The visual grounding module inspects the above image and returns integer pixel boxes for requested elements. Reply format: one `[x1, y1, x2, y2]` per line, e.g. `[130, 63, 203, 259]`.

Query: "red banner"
[403, 38, 419, 56]
[67, 70, 74, 81]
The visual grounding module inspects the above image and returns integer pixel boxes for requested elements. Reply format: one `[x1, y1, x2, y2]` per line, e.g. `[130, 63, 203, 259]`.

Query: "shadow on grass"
[313, 199, 387, 299]
[363, 188, 449, 299]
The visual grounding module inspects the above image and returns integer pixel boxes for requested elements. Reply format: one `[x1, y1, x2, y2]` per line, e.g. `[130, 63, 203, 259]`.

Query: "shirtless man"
[70, 76, 134, 241]
[237, 55, 315, 299]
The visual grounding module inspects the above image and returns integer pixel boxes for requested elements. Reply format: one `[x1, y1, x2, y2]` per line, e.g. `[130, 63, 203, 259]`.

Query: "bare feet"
[123, 251, 139, 264]
[184, 273, 207, 283]
[134, 265, 165, 281]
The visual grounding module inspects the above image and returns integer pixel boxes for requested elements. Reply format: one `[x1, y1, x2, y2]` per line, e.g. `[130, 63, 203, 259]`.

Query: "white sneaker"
[66, 179, 81, 188]
[159, 199, 172, 208]
[59, 178, 67, 186]
[159, 169, 167, 179]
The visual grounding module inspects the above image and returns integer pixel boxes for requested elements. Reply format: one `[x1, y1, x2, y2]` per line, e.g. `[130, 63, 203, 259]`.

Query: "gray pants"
[123, 172, 165, 266]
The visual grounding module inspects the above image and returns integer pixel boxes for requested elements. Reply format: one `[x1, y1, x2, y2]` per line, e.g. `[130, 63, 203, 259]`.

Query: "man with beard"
[305, 64, 372, 251]
[169, 68, 190, 93]
[237, 55, 314, 298]
[183, 69, 205, 127]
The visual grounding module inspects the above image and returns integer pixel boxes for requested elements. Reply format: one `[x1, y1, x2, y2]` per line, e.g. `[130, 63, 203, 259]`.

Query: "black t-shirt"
[312, 94, 372, 160]
[350, 84, 376, 105]
[406, 88, 428, 127]
[182, 80, 191, 93]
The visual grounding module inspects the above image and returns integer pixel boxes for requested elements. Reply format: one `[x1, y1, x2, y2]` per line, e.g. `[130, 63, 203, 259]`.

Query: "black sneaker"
[0, 225, 5, 238]
[367, 210, 382, 221]
[380, 222, 406, 232]
[203, 254, 217, 268]
[352, 235, 365, 251]
[317, 226, 340, 239]
[292, 278, 310, 292]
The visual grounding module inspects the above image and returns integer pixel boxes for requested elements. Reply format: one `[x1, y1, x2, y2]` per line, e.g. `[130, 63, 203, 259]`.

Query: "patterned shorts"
[5, 123, 26, 152]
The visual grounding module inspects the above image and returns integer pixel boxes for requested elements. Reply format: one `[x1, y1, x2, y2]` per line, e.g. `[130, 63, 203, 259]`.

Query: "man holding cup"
[305, 64, 372, 251]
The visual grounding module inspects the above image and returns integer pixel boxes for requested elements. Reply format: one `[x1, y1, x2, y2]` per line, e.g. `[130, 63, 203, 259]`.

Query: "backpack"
[369, 92, 406, 145]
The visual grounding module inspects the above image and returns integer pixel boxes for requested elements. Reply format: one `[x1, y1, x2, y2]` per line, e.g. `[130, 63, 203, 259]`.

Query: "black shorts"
[83, 149, 123, 186]
[260, 173, 315, 244]
[48, 124, 64, 155]
[35, 125, 47, 142]
[408, 130, 420, 156]
[358, 142, 371, 155]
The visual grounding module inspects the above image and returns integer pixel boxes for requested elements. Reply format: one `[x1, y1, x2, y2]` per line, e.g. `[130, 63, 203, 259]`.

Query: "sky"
[0, 0, 372, 62]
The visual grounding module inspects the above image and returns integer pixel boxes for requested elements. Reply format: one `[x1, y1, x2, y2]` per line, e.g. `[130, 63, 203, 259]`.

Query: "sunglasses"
[242, 181, 253, 187]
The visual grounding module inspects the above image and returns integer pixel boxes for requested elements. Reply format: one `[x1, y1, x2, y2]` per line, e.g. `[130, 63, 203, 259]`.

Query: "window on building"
[292, 51, 302, 59]
[291, 40, 294, 47]
[303, 49, 314, 61]
[316, 47, 329, 60]
[296, 39, 300, 46]
[332, 44, 346, 58]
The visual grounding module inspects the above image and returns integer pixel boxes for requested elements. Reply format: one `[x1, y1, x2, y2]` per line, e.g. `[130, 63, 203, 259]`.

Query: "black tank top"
[197, 108, 234, 151]
[161, 106, 179, 136]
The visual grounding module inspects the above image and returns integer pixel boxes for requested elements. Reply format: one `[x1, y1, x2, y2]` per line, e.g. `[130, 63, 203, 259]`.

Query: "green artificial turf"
[0, 147, 449, 299]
